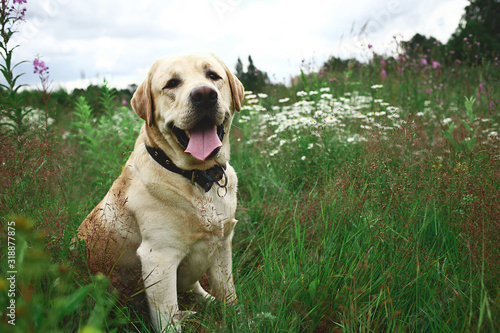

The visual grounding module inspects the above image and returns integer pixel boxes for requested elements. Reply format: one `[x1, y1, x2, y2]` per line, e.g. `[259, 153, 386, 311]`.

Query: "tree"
[447, 0, 500, 60]
[401, 34, 440, 56]
[234, 56, 270, 92]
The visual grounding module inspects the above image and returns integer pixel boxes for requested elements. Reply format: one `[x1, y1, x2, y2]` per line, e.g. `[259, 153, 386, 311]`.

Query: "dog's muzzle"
[168, 86, 229, 161]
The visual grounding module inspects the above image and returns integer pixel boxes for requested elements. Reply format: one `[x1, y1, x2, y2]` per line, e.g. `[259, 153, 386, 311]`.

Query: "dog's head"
[131, 53, 244, 168]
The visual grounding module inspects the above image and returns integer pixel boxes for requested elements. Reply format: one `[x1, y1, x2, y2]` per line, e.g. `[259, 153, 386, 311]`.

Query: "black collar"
[145, 145, 227, 193]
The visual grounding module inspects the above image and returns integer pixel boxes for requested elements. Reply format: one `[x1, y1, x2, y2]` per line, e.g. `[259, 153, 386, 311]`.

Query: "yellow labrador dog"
[77, 53, 244, 332]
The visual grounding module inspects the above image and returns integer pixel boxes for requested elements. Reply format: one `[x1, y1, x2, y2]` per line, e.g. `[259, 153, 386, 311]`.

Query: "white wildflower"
[443, 118, 453, 125]
[267, 134, 277, 141]
[371, 84, 383, 89]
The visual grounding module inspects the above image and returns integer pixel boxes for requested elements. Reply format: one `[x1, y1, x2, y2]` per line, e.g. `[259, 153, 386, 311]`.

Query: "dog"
[77, 53, 244, 332]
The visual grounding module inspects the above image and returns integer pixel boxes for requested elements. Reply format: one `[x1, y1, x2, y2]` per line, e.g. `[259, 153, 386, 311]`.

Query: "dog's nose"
[190, 86, 218, 108]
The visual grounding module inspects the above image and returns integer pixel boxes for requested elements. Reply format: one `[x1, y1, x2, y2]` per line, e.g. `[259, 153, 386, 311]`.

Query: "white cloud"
[5, 0, 466, 90]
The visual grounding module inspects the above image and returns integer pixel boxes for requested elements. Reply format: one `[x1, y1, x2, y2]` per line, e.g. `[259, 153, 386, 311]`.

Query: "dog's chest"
[177, 194, 235, 283]
[193, 194, 233, 239]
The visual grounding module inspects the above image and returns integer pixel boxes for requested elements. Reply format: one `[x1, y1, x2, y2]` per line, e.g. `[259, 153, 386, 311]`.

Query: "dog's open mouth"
[171, 119, 226, 161]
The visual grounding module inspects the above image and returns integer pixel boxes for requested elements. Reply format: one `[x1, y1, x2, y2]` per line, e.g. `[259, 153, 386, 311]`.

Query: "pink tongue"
[184, 127, 222, 161]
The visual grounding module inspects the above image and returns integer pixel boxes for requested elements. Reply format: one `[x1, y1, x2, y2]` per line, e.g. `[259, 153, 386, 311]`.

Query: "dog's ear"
[131, 72, 155, 127]
[218, 59, 244, 112]
[228, 70, 244, 112]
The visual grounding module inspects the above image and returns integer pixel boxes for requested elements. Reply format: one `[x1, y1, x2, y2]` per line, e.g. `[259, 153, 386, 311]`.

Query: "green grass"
[1, 53, 499, 332]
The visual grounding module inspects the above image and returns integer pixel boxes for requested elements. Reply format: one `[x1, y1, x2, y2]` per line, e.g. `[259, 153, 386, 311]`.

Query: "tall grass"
[1, 37, 499, 332]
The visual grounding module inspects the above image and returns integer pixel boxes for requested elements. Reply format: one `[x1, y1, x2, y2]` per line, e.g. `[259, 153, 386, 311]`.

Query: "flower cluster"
[33, 57, 50, 76]
[240, 86, 405, 157]
[6, 0, 27, 21]
[239, 84, 499, 159]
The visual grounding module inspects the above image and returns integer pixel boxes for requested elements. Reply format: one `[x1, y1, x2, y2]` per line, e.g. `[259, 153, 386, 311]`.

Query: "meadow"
[1, 19, 500, 333]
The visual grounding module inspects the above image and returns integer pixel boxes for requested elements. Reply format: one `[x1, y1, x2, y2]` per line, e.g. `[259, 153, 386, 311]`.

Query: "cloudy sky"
[11, 0, 467, 90]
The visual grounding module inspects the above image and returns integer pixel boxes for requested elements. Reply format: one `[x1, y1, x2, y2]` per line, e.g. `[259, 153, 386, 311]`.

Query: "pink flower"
[420, 58, 428, 66]
[380, 69, 387, 79]
[368, 44, 373, 49]
[13, 0, 27, 3]
[478, 82, 485, 97]
[431, 61, 440, 69]
[33, 57, 49, 75]
[380, 59, 386, 68]
[121, 99, 128, 106]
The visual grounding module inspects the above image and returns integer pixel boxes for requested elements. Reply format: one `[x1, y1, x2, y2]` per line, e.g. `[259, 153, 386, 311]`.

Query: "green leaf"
[52, 285, 93, 321]
[308, 279, 318, 300]
[460, 119, 471, 133]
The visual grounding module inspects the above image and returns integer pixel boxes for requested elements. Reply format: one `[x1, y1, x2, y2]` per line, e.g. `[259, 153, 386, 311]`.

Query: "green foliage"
[235, 56, 271, 93]
[0, 0, 31, 137]
[447, 0, 500, 60]
[229, 79, 499, 331]
[441, 96, 479, 161]
[71, 80, 142, 191]
[0, 216, 119, 333]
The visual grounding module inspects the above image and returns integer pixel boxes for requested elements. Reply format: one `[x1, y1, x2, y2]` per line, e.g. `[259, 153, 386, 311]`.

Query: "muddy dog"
[77, 53, 244, 331]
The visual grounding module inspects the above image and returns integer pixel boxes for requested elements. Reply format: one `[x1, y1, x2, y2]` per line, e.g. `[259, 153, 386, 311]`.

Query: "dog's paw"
[175, 310, 196, 320]
[156, 310, 195, 333]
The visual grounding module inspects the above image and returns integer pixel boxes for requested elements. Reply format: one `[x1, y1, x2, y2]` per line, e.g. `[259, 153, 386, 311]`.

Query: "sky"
[10, 0, 468, 91]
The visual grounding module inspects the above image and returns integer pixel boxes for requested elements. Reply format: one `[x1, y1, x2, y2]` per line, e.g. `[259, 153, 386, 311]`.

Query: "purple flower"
[420, 58, 428, 66]
[13, 0, 27, 3]
[478, 82, 484, 95]
[121, 99, 128, 106]
[33, 57, 49, 75]
[380, 59, 386, 68]
[431, 61, 440, 69]
[380, 69, 387, 79]
[368, 44, 373, 49]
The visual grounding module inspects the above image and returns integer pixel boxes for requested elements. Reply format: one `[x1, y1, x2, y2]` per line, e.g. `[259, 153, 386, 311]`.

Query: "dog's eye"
[163, 79, 181, 89]
[207, 71, 221, 81]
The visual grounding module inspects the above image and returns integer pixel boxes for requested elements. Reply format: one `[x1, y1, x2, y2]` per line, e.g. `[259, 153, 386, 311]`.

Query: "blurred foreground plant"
[0, 215, 118, 332]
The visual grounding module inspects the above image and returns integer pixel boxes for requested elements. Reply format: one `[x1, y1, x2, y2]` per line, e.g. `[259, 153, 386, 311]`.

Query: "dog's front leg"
[137, 241, 187, 332]
[209, 235, 237, 303]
